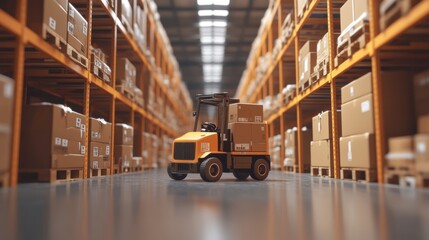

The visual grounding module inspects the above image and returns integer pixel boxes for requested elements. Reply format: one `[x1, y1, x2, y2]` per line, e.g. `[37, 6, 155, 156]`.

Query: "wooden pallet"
[416, 173, 429, 188]
[66, 44, 88, 69]
[91, 56, 111, 83]
[299, 77, 311, 93]
[297, 0, 310, 20]
[311, 166, 332, 178]
[19, 168, 83, 183]
[284, 165, 299, 173]
[380, 0, 419, 31]
[42, 24, 67, 51]
[335, 21, 370, 67]
[113, 164, 131, 174]
[89, 168, 110, 178]
[132, 166, 143, 172]
[384, 170, 416, 187]
[385, 159, 416, 175]
[0, 171, 9, 187]
[340, 167, 377, 183]
[116, 84, 135, 101]
[311, 58, 329, 83]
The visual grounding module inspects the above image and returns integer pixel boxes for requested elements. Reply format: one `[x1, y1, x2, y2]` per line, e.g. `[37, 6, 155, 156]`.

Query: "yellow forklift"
[167, 93, 270, 182]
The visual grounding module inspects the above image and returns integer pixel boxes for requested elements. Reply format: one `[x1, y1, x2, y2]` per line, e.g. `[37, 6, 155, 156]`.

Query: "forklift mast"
[192, 93, 239, 151]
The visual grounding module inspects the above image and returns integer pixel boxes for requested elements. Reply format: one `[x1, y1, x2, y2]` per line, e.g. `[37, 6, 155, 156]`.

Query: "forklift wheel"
[167, 163, 187, 180]
[232, 170, 250, 181]
[200, 157, 223, 182]
[250, 159, 269, 181]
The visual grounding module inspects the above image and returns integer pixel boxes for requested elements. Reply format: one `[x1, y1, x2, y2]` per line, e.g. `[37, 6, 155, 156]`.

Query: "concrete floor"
[1, 169, 429, 240]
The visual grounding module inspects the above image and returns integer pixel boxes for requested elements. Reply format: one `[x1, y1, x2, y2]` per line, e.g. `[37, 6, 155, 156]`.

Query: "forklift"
[167, 92, 271, 182]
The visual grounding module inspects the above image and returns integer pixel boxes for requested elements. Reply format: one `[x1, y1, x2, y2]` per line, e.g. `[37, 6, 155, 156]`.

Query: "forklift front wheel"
[250, 159, 269, 181]
[167, 163, 187, 181]
[232, 170, 250, 181]
[200, 157, 223, 182]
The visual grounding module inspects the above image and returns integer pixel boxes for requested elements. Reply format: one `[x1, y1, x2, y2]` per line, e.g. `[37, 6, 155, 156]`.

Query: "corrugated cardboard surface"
[90, 118, 112, 144]
[116, 58, 137, 84]
[340, 133, 376, 168]
[229, 103, 263, 123]
[299, 52, 317, 83]
[419, 115, 429, 134]
[415, 134, 429, 173]
[341, 72, 372, 105]
[284, 129, 311, 166]
[311, 139, 331, 167]
[89, 142, 111, 169]
[388, 136, 414, 153]
[67, 3, 88, 55]
[341, 93, 374, 137]
[114, 145, 133, 166]
[20, 104, 86, 169]
[114, 124, 134, 145]
[0, 75, 14, 126]
[414, 70, 429, 116]
[312, 111, 341, 141]
[340, 0, 353, 32]
[229, 122, 267, 152]
[27, 0, 68, 41]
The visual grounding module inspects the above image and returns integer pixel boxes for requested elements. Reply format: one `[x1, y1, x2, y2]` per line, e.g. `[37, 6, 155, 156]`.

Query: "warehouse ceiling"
[156, 0, 269, 102]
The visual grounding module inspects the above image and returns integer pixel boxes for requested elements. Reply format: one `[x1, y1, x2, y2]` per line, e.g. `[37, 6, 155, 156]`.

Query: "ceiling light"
[199, 20, 227, 27]
[197, 0, 212, 5]
[213, 0, 230, 5]
[198, 10, 229, 17]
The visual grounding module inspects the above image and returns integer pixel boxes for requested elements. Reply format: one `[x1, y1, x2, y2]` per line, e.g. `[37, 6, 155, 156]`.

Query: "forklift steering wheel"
[201, 122, 217, 132]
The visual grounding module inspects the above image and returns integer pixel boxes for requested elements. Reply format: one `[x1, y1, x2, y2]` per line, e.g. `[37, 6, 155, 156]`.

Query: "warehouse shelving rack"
[0, 0, 193, 186]
[236, 0, 429, 182]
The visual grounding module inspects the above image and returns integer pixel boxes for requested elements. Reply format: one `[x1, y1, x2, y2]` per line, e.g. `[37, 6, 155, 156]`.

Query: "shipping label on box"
[340, 133, 376, 168]
[341, 94, 374, 137]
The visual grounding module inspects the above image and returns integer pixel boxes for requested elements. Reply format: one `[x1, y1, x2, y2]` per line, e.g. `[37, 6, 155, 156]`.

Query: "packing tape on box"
[318, 113, 322, 133]
[347, 141, 352, 161]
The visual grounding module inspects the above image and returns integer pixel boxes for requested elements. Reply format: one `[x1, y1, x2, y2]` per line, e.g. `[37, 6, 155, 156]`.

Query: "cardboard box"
[341, 72, 372, 104]
[114, 124, 134, 145]
[415, 134, 429, 173]
[311, 140, 331, 167]
[340, 0, 369, 32]
[20, 103, 86, 169]
[229, 103, 263, 123]
[299, 41, 318, 83]
[67, 3, 88, 55]
[297, 0, 309, 17]
[341, 94, 374, 137]
[414, 70, 429, 116]
[89, 142, 110, 169]
[312, 111, 341, 141]
[27, 0, 68, 44]
[116, 58, 136, 85]
[114, 145, 133, 166]
[388, 136, 414, 153]
[118, 0, 133, 29]
[0, 75, 14, 126]
[284, 128, 311, 167]
[340, 133, 376, 168]
[419, 115, 429, 134]
[89, 118, 112, 144]
[317, 33, 329, 64]
[340, 0, 353, 32]
[229, 122, 267, 152]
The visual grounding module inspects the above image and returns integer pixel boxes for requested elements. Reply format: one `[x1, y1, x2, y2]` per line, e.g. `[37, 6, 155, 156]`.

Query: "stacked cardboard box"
[385, 136, 416, 186]
[90, 46, 112, 83]
[339, 73, 376, 173]
[134, 87, 144, 107]
[89, 118, 112, 175]
[0, 75, 14, 186]
[118, 0, 133, 34]
[379, 0, 420, 31]
[27, 0, 68, 50]
[142, 132, 152, 168]
[297, 0, 309, 19]
[114, 124, 133, 173]
[228, 104, 267, 153]
[414, 70, 429, 177]
[340, 0, 368, 33]
[314, 32, 338, 80]
[116, 58, 136, 100]
[298, 41, 317, 91]
[311, 111, 341, 177]
[66, 3, 88, 68]
[284, 127, 311, 172]
[269, 135, 282, 169]
[133, 0, 146, 51]
[20, 103, 86, 181]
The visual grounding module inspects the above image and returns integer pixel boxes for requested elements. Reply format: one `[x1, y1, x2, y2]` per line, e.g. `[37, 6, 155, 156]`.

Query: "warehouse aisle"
[1, 170, 429, 240]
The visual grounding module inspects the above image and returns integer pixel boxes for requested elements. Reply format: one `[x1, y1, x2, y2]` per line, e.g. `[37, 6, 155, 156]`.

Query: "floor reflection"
[0, 170, 428, 240]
